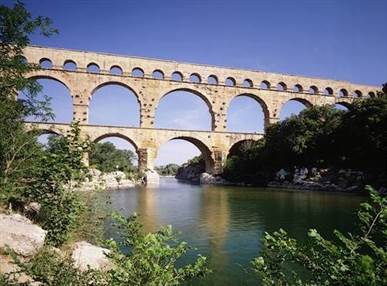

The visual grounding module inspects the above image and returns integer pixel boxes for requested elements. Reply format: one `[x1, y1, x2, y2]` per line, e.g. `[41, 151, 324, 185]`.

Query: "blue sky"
[11, 0, 387, 166]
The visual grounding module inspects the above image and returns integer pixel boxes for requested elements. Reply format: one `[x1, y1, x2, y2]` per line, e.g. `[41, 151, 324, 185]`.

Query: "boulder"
[144, 170, 160, 186]
[0, 213, 46, 257]
[71, 241, 112, 272]
[0, 255, 35, 284]
[200, 173, 228, 185]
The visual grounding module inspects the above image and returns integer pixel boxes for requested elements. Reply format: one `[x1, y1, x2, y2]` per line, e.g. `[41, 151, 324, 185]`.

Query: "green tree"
[252, 186, 386, 286]
[0, 0, 57, 203]
[90, 142, 137, 173]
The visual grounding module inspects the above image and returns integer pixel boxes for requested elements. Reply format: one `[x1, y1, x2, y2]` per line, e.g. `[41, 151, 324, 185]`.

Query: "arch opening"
[132, 67, 144, 78]
[190, 73, 201, 83]
[227, 139, 257, 159]
[277, 82, 287, 91]
[353, 90, 362, 97]
[293, 84, 303, 93]
[89, 83, 140, 127]
[324, 87, 333, 96]
[280, 98, 312, 121]
[368, 92, 376, 98]
[152, 69, 164, 80]
[39, 58, 52, 69]
[243, 79, 253, 88]
[155, 137, 214, 175]
[91, 135, 139, 173]
[155, 89, 213, 131]
[171, 71, 183, 81]
[87, 63, 100, 73]
[63, 60, 77, 71]
[309, 85, 318, 95]
[260, 80, 271, 90]
[339, 88, 348, 97]
[225, 77, 236, 87]
[334, 103, 350, 111]
[208, 75, 218, 85]
[19, 78, 73, 123]
[227, 94, 268, 133]
[110, 65, 123, 76]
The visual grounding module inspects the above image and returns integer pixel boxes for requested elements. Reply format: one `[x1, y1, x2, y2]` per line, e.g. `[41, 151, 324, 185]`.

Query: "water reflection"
[103, 178, 364, 286]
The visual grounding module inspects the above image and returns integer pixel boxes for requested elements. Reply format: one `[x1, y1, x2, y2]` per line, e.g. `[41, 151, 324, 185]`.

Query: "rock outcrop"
[80, 169, 136, 191]
[0, 213, 46, 257]
[200, 173, 229, 185]
[71, 241, 112, 272]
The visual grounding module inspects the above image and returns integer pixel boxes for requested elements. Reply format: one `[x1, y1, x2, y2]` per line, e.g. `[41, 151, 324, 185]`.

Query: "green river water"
[100, 177, 365, 286]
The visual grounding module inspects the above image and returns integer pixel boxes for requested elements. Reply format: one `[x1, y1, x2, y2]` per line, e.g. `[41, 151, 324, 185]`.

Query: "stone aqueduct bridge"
[23, 46, 378, 174]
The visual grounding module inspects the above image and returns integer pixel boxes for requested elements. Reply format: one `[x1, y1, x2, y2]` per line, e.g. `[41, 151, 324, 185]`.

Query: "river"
[100, 177, 365, 285]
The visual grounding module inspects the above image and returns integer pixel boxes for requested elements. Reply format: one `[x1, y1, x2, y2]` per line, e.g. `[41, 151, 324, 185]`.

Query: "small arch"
[190, 73, 201, 83]
[39, 58, 52, 69]
[293, 84, 303, 93]
[152, 69, 164, 80]
[309, 85, 319, 95]
[339, 88, 348, 97]
[171, 71, 183, 81]
[18, 55, 28, 64]
[63, 60, 77, 71]
[132, 67, 144, 78]
[87, 63, 100, 73]
[225, 77, 236, 87]
[353, 90, 362, 97]
[243, 79, 253, 88]
[110, 65, 123, 75]
[260, 80, 271, 90]
[207, 75, 218, 85]
[368, 91, 376, 98]
[324, 87, 333, 96]
[277, 82, 287, 91]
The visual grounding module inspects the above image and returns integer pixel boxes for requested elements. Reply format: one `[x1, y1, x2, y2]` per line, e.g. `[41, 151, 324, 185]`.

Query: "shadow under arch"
[227, 139, 257, 158]
[335, 101, 352, 110]
[227, 93, 270, 130]
[165, 136, 215, 173]
[156, 88, 215, 130]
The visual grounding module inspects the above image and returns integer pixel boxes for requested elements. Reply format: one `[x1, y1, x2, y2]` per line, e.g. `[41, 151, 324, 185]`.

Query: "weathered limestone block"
[71, 241, 112, 272]
[0, 213, 46, 257]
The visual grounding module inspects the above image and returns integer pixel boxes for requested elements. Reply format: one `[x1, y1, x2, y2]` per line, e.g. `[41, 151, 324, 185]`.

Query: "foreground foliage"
[1, 214, 210, 286]
[252, 186, 387, 286]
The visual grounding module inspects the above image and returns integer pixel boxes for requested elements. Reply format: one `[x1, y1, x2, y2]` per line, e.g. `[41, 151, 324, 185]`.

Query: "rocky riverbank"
[76, 169, 139, 191]
[0, 211, 112, 283]
[268, 167, 369, 193]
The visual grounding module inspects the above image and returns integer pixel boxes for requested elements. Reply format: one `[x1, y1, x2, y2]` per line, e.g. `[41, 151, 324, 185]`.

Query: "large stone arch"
[89, 81, 142, 127]
[157, 135, 215, 174]
[156, 88, 215, 130]
[90, 81, 141, 105]
[227, 93, 270, 130]
[93, 132, 139, 152]
[285, 97, 313, 108]
[27, 73, 72, 93]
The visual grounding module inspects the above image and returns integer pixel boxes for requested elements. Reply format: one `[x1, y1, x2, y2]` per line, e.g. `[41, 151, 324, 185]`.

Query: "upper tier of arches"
[24, 46, 377, 100]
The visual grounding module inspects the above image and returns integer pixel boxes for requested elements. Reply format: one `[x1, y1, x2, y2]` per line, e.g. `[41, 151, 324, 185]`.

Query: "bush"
[252, 186, 387, 286]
